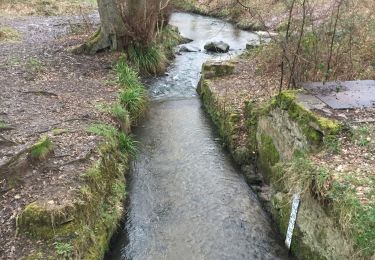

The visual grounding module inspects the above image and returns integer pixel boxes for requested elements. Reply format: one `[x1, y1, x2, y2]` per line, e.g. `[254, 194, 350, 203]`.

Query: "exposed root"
[70, 28, 111, 55]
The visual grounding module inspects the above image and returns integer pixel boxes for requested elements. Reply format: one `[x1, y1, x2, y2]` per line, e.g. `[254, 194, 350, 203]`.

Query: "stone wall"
[198, 60, 357, 259]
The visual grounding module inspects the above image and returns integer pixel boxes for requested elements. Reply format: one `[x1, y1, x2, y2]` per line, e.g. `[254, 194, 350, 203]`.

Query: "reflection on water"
[107, 12, 290, 260]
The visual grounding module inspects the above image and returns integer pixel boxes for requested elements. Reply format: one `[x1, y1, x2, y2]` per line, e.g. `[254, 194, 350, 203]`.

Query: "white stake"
[285, 193, 301, 250]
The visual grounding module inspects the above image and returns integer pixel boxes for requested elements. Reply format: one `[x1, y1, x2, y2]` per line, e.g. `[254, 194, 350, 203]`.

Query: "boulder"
[246, 42, 258, 50]
[179, 45, 201, 52]
[204, 41, 230, 53]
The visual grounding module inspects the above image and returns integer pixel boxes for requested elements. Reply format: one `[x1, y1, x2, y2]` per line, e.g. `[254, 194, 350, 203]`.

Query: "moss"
[29, 136, 54, 161]
[0, 26, 21, 42]
[257, 133, 280, 182]
[271, 192, 326, 260]
[52, 128, 68, 136]
[19, 142, 127, 258]
[198, 79, 235, 146]
[201, 60, 235, 79]
[244, 99, 273, 155]
[16, 202, 76, 240]
[275, 90, 342, 146]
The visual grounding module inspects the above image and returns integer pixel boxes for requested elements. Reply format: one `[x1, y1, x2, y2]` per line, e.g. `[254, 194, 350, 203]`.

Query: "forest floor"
[0, 3, 125, 258]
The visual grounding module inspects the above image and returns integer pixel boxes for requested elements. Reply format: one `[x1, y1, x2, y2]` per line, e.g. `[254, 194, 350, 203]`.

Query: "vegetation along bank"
[0, 0, 184, 258]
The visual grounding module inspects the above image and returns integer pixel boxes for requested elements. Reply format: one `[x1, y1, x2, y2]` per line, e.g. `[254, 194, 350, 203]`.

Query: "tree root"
[70, 28, 111, 55]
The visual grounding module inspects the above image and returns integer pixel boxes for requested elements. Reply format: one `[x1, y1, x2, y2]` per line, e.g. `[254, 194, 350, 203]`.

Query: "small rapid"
[107, 12, 290, 260]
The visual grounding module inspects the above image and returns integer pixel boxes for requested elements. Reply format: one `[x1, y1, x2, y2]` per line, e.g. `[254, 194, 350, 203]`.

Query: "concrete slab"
[303, 80, 375, 109]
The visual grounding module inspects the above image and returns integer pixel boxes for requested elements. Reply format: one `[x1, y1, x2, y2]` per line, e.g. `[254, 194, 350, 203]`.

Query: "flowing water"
[107, 12, 290, 260]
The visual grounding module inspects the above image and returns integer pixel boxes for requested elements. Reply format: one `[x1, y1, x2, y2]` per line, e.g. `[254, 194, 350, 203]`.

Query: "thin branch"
[288, 0, 307, 89]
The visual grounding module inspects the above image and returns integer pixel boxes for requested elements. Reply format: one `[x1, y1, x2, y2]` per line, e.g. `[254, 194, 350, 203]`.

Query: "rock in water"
[204, 41, 230, 53]
[179, 45, 201, 52]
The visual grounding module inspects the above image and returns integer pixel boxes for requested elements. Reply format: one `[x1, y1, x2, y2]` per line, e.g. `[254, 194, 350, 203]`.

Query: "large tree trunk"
[73, 0, 170, 54]
[123, 0, 162, 46]
[74, 0, 128, 54]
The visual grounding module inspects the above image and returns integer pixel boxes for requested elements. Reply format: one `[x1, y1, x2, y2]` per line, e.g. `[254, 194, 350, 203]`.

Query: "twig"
[288, 0, 307, 89]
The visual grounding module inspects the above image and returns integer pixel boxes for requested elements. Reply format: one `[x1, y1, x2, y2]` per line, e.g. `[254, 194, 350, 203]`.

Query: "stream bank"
[198, 57, 375, 259]
[0, 9, 182, 258]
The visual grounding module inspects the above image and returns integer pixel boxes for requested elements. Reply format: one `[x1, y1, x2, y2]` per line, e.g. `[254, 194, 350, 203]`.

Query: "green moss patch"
[201, 60, 236, 79]
[18, 139, 128, 259]
[0, 26, 21, 42]
[257, 133, 280, 182]
[197, 79, 243, 159]
[275, 90, 342, 146]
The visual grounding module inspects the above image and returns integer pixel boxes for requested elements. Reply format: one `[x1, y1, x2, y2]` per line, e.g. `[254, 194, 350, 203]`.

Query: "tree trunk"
[73, 0, 128, 54]
[124, 0, 162, 45]
[73, 0, 170, 54]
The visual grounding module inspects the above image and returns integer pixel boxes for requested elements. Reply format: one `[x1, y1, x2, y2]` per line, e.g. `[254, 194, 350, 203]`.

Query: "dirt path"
[0, 13, 120, 258]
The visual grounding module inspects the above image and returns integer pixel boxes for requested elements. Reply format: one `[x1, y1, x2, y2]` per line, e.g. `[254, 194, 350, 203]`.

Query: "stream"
[107, 12, 290, 260]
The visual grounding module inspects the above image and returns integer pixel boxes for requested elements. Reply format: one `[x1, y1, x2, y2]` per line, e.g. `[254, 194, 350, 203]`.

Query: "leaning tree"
[74, 0, 171, 54]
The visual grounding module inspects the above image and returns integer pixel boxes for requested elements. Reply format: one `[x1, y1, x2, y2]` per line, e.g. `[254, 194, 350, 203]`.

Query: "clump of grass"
[116, 58, 142, 88]
[54, 242, 73, 258]
[119, 86, 147, 121]
[324, 135, 341, 154]
[110, 103, 131, 133]
[30, 136, 54, 161]
[117, 132, 138, 157]
[116, 59, 147, 121]
[0, 120, 8, 130]
[87, 123, 117, 138]
[156, 26, 185, 59]
[26, 57, 43, 72]
[127, 44, 167, 75]
[0, 26, 21, 42]
[329, 181, 375, 257]
[351, 126, 371, 147]
[87, 123, 138, 158]
[280, 156, 331, 199]
[279, 154, 375, 257]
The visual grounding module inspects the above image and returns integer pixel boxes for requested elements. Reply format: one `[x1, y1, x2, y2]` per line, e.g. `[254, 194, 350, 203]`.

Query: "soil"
[0, 12, 122, 259]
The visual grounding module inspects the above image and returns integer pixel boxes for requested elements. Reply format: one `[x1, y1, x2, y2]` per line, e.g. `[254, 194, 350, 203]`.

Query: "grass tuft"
[127, 44, 167, 75]
[0, 120, 8, 130]
[87, 124, 117, 138]
[116, 58, 142, 88]
[30, 136, 54, 161]
[119, 86, 147, 121]
[117, 132, 138, 157]
[110, 103, 131, 133]
[87, 123, 138, 158]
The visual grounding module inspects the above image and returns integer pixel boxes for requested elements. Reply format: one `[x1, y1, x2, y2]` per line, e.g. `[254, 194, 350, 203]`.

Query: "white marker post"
[285, 193, 301, 250]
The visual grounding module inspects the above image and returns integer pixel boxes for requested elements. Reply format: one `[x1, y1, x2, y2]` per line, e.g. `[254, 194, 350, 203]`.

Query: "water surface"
[108, 12, 289, 260]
